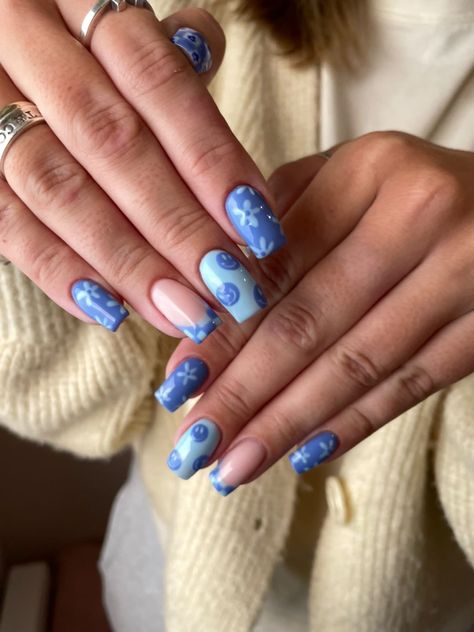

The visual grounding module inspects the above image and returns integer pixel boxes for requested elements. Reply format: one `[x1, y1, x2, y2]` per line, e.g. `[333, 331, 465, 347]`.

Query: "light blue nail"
[171, 27, 212, 74]
[288, 431, 340, 474]
[155, 358, 209, 413]
[209, 466, 236, 497]
[71, 279, 129, 332]
[199, 250, 267, 323]
[226, 186, 287, 258]
[167, 419, 220, 480]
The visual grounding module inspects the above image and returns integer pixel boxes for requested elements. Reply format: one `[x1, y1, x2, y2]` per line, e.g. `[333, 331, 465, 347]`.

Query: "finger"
[55, 1, 287, 257]
[288, 309, 474, 472]
[207, 249, 471, 492]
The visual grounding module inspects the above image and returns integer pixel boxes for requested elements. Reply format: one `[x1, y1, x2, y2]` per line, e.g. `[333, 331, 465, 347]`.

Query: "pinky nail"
[151, 279, 221, 344]
[71, 279, 129, 332]
[209, 438, 267, 496]
[288, 431, 340, 474]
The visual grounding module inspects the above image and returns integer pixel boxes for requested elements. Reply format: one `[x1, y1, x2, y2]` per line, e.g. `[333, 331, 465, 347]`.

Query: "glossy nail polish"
[226, 186, 287, 258]
[151, 279, 221, 344]
[209, 438, 266, 497]
[71, 280, 129, 332]
[167, 419, 221, 480]
[171, 27, 212, 74]
[288, 431, 340, 474]
[155, 358, 209, 413]
[199, 250, 267, 323]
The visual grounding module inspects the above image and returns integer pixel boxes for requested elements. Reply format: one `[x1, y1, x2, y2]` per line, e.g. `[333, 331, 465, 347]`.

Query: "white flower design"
[231, 199, 260, 228]
[157, 384, 174, 403]
[252, 236, 275, 258]
[106, 299, 127, 314]
[94, 315, 113, 330]
[177, 362, 199, 386]
[75, 281, 101, 306]
[236, 186, 256, 196]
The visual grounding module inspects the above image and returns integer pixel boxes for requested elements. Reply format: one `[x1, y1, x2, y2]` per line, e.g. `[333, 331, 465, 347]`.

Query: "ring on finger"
[0, 102, 45, 177]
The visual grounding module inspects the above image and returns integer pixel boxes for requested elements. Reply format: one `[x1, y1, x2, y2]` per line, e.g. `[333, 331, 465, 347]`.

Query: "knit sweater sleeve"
[0, 264, 174, 458]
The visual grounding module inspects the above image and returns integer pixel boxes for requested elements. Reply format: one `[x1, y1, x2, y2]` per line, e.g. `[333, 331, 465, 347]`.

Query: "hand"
[159, 132, 474, 492]
[0, 2, 283, 337]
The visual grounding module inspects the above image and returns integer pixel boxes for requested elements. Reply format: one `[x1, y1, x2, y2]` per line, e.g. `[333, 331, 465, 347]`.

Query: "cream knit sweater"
[1, 0, 473, 630]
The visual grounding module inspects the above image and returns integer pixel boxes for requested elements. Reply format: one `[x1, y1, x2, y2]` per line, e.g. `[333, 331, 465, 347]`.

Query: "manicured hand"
[0, 3, 283, 338]
[158, 133, 474, 492]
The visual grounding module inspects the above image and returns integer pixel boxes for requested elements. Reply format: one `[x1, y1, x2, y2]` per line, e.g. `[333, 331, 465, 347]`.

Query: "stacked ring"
[80, 0, 154, 48]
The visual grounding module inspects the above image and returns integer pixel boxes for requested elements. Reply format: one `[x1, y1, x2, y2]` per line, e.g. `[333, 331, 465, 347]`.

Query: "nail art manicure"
[151, 279, 221, 344]
[155, 358, 209, 413]
[199, 250, 267, 323]
[209, 438, 266, 497]
[71, 280, 129, 332]
[288, 431, 340, 474]
[171, 27, 212, 74]
[226, 186, 287, 258]
[167, 419, 221, 480]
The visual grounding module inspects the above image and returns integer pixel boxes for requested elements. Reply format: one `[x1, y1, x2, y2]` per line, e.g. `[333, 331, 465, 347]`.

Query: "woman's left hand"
[159, 132, 474, 494]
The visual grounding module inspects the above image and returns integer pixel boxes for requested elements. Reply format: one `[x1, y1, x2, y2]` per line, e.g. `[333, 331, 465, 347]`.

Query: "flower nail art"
[167, 419, 221, 480]
[199, 250, 267, 323]
[288, 431, 340, 474]
[171, 27, 212, 74]
[71, 280, 129, 332]
[155, 358, 209, 413]
[225, 186, 287, 258]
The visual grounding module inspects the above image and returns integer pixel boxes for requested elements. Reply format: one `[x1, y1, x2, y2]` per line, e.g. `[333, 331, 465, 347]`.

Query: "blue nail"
[71, 280, 129, 332]
[289, 431, 340, 474]
[199, 250, 268, 323]
[167, 419, 220, 480]
[171, 27, 212, 74]
[209, 467, 236, 497]
[226, 186, 287, 258]
[155, 358, 209, 413]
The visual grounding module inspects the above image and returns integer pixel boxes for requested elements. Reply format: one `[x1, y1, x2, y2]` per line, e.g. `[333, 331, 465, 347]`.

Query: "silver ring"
[0, 102, 45, 177]
[318, 150, 333, 161]
[80, 0, 154, 49]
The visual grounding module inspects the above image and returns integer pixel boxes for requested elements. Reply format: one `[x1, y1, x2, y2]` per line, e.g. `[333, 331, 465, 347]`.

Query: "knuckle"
[158, 203, 209, 252]
[205, 323, 248, 358]
[212, 376, 252, 420]
[332, 344, 382, 390]
[396, 364, 435, 406]
[265, 299, 322, 355]
[126, 39, 188, 97]
[188, 137, 238, 179]
[32, 242, 70, 287]
[269, 408, 301, 448]
[107, 241, 153, 286]
[27, 158, 88, 208]
[344, 405, 376, 439]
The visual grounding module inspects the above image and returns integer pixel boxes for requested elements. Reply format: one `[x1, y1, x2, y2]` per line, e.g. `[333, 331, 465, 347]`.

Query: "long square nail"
[225, 186, 287, 258]
[151, 279, 221, 344]
[155, 358, 209, 412]
[288, 431, 340, 474]
[167, 419, 221, 480]
[199, 250, 268, 323]
[209, 438, 266, 496]
[71, 280, 129, 332]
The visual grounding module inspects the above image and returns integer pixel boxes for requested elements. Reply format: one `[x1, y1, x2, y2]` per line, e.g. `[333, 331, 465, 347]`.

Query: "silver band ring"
[80, 0, 154, 49]
[0, 102, 45, 177]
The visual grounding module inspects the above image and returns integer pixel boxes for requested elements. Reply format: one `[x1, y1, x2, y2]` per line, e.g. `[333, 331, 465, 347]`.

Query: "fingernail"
[225, 186, 287, 258]
[199, 250, 268, 323]
[171, 27, 212, 74]
[151, 279, 221, 344]
[167, 419, 221, 480]
[288, 431, 340, 474]
[71, 279, 129, 332]
[209, 438, 266, 496]
[155, 358, 209, 413]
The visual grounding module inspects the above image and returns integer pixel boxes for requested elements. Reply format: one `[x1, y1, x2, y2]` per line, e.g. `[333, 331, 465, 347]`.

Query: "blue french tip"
[209, 466, 236, 497]
[288, 431, 340, 474]
[71, 279, 129, 332]
[225, 185, 287, 258]
[167, 419, 220, 480]
[155, 358, 209, 413]
[199, 250, 268, 323]
[171, 27, 212, 74]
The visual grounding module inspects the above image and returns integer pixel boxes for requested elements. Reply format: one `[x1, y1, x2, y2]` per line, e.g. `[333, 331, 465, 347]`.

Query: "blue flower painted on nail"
[209, 468, 236, 497]
[253, 284, 268, 309]
[289, 431, 340, 474]
[71, 279, 129, 332]
[216, 282, 240, 306]
[171, 27, 212, 74]
[216, 252, 240, 270]
[193, 454, 209, 472]
[167, 449, 182, 471]
[191, 423, 209, 442]
[177, 305, 221, 345]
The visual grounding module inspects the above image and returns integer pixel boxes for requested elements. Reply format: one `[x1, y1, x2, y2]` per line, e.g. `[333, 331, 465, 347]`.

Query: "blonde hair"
[237, 0, 368, 65]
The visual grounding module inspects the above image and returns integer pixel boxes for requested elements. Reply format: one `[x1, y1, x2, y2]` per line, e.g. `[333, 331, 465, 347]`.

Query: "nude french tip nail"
[155, 357, 209, 413]
[199, 250, 268, 324]
[151, 278, 221, 344]
[167, 419, 221, 480]
[225, 185, 287, 259]
[208, 438, 267, 496]
[288, 431, 340, 474]
[71, 279, 129, 332]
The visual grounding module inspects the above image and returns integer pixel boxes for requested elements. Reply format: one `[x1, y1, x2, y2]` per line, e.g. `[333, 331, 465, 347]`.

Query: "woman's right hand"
[0, 2, 284, 338]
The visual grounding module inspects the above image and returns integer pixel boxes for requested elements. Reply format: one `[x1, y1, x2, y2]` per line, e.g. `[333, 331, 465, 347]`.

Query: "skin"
[167, 133, 474, 484]
[0, 2, 273, 334]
